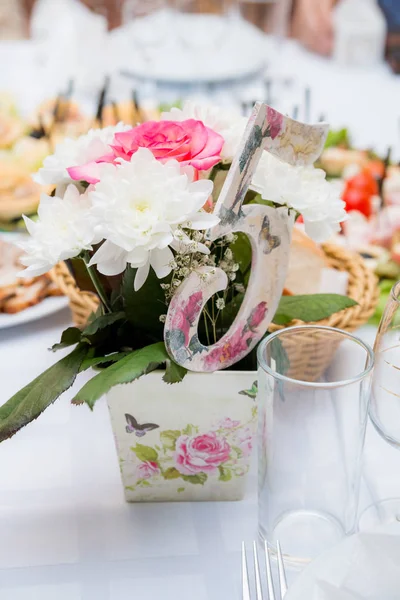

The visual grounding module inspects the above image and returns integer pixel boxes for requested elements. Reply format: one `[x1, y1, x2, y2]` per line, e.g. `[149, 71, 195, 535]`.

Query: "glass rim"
[391, 281, 400, 304]
[257, 325, 374, 388]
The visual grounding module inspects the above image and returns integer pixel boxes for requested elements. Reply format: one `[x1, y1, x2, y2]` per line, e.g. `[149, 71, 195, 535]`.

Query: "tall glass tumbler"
[257, 326, 374, 566]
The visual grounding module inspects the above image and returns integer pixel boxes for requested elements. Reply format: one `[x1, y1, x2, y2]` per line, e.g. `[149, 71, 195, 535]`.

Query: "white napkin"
[287, 525, 400, 600]
[30, 0, 109, 93]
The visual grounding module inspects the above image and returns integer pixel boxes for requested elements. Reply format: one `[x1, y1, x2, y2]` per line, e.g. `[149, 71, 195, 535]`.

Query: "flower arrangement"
[0, 102, 352, 444]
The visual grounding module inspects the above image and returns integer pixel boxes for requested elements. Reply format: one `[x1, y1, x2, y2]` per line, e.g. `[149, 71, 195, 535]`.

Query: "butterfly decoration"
[125, 414, 159, 437]
[239, 381, 258, 399]
[258, 215, 281, 255]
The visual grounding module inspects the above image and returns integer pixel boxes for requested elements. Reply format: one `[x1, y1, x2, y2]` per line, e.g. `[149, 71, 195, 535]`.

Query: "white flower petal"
[150, 247, 174, 279]
[251, 151, 347, 242]
[186, 212, 220, 230]
[134, 261, 150, 291]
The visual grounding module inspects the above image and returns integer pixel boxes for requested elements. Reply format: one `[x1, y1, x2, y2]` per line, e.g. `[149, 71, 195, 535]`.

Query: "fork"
[242, 540, 288, 600]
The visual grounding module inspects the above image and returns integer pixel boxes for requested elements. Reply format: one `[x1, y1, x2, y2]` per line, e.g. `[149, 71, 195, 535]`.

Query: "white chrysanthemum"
[162, 101, 247, 162]
[19, 185, 100, 277]
[251, 152, 347, 242]
[89, 148, 218, 290]
[33, 123, 130, 187]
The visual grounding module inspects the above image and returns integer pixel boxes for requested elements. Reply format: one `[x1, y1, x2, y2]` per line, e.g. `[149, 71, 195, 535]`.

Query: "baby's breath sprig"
[160, 228, 244, 345]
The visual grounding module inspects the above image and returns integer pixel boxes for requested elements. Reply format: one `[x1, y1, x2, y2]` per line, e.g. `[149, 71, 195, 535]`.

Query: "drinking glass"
[359, 281, 400, 529]
[257, 326, 374, 567]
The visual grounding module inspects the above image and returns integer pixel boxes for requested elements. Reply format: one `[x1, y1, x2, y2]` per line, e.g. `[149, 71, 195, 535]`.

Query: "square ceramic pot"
[107, 371, 257, 502]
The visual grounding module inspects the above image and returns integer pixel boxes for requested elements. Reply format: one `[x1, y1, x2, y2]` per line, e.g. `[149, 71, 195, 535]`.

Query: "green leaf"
[162, 467, 181, 480]
[139, 480, 151, 487]
[131, 444, 158, 462]
[324, 128, 350, 149]
[218, 466, 232, 482]
[71, 342, 169, 409]
[163, 360, 187, 384]
[182, 424, 198, 436]
[230, 232, 252, 275]
[182, 473, 208, 485]
[272, 294, 358, 325]
[79, 352, 129, 372]
[232, 446, 244, 459]
[160, 430, 181, 450]
[51, 327, 82, 351]
[122, 266, 166, 335]
[0, 344, 88, 442]
[82, 311, 125, 337]
[177, 487, 185, 493]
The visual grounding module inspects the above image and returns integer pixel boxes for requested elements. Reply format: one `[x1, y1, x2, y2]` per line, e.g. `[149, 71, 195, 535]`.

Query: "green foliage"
[79, 352, 130, 372]
[0, 344, 88, 442]
[51, 327, 82, 351]
[272, 294, 358, 325]
[160, 430, 181, 451]
[182, 424, 198, 436]
[162, 467, 181, 480]
[230, 233, 252, 275]
[369, 279, 394, 326]
[163, 360, 187, 384]
[218, 466, 232, 482]
[122, 266, 166, 337]
[182, 473, 208, 485]
[131, 443, 158, 463]
[72, 342, 185, 409]
[82, 312, 125, 337]
[324, 128, 350, 149]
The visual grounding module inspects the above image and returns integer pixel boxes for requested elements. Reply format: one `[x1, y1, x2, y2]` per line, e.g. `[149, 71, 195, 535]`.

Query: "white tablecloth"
[0, 306, 394, 600]
[0, 309, 259, 600]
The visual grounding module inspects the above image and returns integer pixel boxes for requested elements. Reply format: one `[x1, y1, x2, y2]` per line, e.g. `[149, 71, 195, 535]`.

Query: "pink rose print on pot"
[174, 432, 231, 475]
[218, 418, 240, 429]
[111, 120, 224, 172]
[234, 427, 253, 458]
[136, 461, 160, 480]
[267, 107, 284, 140]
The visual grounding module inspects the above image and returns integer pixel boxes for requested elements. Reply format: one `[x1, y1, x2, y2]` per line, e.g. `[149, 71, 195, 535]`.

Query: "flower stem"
[83, 257, 112, 313]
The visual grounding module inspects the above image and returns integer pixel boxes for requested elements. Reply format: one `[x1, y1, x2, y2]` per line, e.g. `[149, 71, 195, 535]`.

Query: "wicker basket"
[50, 242, 379, 342]
[267, 243, 379, 381]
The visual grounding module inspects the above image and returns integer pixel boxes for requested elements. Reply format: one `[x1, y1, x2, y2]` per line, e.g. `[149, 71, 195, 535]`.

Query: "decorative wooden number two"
[165, 103, 328, 372]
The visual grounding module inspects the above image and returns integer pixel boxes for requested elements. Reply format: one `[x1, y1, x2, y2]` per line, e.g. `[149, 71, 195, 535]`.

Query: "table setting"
[2, 1, 400, 598]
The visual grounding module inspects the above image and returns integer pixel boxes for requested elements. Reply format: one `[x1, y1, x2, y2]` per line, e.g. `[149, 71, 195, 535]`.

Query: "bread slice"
[285, 228, 330, 295]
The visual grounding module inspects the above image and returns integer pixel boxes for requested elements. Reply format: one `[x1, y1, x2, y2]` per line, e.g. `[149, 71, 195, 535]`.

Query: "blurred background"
[0, 0, 399, 155]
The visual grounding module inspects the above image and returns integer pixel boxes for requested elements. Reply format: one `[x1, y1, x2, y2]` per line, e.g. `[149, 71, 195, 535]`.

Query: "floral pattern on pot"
[124, 413, 256, 494]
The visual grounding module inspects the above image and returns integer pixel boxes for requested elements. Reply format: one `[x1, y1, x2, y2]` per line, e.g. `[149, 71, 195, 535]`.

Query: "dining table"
[1, 22, 400, 599]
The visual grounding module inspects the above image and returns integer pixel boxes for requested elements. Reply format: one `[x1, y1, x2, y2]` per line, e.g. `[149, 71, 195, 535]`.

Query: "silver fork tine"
[242, 542, 251, 600]
[253, 541, 264, 600]
[264, 541, 276, 600]
[277, 541, 288, 598]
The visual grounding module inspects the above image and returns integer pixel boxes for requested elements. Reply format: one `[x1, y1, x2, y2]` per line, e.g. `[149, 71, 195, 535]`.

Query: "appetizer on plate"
[0, 239, 62, 314]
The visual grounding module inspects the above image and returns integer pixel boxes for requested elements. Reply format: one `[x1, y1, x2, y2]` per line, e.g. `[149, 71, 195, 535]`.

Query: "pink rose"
[170, 291, 203, 346]
[175, 433, 231, 475]
[234, 427, 253, 458]
[267, 107, 283, 140]
[111, 120, 224, 171]
[204, 326, 251, 369]
[218, 418, 240, 429]
[247, 301, 268, 331]
[136, 461, 160, 480]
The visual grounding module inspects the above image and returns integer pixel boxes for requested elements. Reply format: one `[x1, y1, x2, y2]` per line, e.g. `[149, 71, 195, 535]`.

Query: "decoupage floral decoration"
[0, 101, 355, 443]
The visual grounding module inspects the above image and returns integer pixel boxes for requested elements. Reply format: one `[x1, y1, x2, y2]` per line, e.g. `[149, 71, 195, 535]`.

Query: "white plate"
[114, 14, 266, 83]
[0, 296, 70, 330]
[286, 522, 400, 600]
